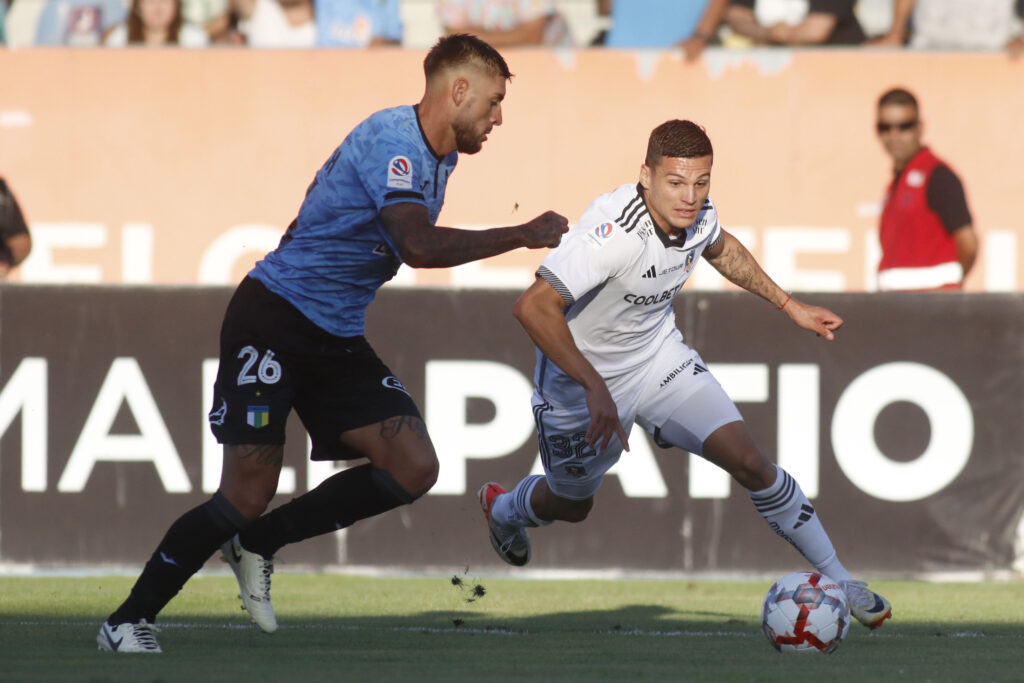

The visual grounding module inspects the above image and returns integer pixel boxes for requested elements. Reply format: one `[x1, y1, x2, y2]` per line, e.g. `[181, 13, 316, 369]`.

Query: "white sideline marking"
[7, 619, 1024, 640]
[610, 629, 749, 637]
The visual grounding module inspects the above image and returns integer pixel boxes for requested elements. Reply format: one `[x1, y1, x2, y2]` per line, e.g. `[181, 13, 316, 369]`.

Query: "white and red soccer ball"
[761, 571, 850, 654]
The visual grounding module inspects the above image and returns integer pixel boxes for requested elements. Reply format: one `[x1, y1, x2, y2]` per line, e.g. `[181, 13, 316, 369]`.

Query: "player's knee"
[408, 457, 439, 498]
[729, 450, 774, 491]
[392, 451, 439, 499]
[559, 497, 593, 523]
[220, 486, 274, 520]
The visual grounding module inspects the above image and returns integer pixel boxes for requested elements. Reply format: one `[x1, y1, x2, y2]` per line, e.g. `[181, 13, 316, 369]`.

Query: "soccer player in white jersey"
[478, 119, 892, 631]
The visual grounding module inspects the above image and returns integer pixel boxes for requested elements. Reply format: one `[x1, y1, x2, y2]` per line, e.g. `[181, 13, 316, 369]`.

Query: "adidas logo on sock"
[793, 503, 815, 529]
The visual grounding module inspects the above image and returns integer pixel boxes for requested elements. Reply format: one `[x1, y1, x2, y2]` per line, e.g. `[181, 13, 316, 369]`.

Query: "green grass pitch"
[2, 573, 1023, 682]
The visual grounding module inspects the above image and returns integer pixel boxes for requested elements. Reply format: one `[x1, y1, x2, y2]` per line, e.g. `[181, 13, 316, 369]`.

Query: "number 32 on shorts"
[236, 345, 282, 385]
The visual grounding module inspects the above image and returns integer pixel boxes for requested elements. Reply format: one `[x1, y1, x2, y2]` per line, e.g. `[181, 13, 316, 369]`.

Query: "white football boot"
[221, 534, 278, 633]
[842, 579, 892, 629]
[97, 620, 162, 653]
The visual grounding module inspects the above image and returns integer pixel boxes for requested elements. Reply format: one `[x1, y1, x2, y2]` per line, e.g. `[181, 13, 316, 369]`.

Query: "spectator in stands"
[105, 0, 209, 45]
[437, 0, 572, 47]
[209, 0, 314, 46]
[872, 0, 1024, 50]
[34, 0, 126, 45]
[316, 0, 401, 47]
[1012, 0, 1024, 57]
[875, 87, 977, 291]
[0, 177, 32, 279]
[724, 0, 866, 45]
[596, 0, 730, 61]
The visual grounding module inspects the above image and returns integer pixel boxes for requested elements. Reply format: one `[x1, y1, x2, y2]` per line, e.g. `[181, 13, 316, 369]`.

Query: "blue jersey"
[251, 105, 458, 337]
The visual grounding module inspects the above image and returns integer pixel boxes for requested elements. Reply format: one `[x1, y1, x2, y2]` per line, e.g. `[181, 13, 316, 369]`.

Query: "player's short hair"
[424, 34, 513, 82]
[645, 120, 713, 167]
[878, 87, 919, 111]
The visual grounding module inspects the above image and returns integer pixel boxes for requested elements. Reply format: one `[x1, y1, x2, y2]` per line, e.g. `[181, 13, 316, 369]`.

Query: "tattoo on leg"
[379, 416, 428, 441]
[236, 444, 284, 467]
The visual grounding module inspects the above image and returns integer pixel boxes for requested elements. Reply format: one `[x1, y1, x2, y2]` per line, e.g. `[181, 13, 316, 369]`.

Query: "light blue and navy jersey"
[250, 105, 457, 337]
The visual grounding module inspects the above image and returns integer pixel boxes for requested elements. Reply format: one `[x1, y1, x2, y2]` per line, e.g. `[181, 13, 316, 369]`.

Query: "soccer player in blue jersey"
[98, 33, 568, 653]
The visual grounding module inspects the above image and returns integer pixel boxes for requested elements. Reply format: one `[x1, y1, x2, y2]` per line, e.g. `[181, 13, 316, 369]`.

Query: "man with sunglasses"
[875, 87, 977, 292]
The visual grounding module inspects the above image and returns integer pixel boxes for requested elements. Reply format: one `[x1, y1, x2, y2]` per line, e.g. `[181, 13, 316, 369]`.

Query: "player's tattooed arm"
[232, 444, 285, 467]
[703, 230, 789, 307]
[379, 415, 429, 442]
[380, 202, 567, 268]
[704, 230, 843, 339]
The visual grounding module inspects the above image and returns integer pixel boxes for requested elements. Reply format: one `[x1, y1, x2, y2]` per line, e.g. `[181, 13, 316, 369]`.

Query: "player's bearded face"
[640, 155, 713, 235]
[454, 73, 505, 155]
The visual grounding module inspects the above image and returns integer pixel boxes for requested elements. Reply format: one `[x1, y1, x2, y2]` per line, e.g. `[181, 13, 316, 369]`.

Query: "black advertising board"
[1, 286, 1021, 574]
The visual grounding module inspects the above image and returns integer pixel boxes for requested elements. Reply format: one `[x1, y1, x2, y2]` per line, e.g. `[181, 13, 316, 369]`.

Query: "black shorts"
[207, 276, 421, 460]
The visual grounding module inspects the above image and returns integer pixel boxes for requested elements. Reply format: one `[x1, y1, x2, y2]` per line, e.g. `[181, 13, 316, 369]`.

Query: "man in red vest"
[875, 87, 977, 291]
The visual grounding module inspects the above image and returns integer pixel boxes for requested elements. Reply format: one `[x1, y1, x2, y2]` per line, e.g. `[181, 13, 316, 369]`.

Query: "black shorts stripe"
[533, 401, 553, 472]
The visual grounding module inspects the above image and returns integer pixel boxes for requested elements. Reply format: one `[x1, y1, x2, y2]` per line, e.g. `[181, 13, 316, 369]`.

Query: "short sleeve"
[537, 224, 637, 305]
[926, 165, 972, 234]
[346, 127, 430, 213]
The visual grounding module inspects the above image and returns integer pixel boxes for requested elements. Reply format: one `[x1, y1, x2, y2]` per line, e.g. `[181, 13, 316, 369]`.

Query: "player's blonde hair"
[645, 120, 713, 167]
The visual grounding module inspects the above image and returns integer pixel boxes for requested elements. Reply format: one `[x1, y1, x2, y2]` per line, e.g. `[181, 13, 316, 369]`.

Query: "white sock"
[490, 475, 551, 528]
[749, 465, 851, 583]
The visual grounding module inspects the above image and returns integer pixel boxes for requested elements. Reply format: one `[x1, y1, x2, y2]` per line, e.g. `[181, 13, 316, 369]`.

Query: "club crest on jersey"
[382, 375, 411, 396]
[387, 156, 413, 189]
[585, 222, 615, 249]
[246, 405, 270, 428]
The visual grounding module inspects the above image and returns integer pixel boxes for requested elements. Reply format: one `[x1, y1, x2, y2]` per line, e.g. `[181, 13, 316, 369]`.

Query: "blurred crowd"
[0, 0, 1021, 54]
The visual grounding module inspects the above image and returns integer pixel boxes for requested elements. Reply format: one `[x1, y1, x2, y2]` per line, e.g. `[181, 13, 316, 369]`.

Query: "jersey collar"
[413, 104, 445, 161]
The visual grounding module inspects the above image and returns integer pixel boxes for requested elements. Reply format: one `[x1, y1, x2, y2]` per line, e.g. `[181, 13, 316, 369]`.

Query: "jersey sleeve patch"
[584, 222, 616, 249]
[386, 155, 414, 190]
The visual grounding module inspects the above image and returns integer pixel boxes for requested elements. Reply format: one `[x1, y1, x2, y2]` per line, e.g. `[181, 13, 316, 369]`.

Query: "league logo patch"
[382, 375, 411, 396]
[246, 405, 270, 428]
[387, 156, 413, 190]
[584, 222, 615, 249]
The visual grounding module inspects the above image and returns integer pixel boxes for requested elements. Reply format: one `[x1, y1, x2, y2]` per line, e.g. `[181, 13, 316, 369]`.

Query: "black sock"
[107, 491, 248, 625]
[238, 464, 414, 559]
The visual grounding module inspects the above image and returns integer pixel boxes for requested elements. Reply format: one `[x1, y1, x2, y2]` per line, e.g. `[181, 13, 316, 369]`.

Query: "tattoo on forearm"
[709, 237, 776, 300]
[380, 416, 428, 441]
[236, 444, 284, 467]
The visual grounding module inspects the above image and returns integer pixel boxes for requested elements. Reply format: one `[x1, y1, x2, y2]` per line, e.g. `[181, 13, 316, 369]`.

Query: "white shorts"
[533, 331, 741, 500]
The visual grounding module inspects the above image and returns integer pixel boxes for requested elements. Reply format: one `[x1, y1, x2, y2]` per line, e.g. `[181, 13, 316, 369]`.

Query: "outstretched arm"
[513, 277, 629, 453]
[380, 203, 567, 268]
[703, 230, 843, 340]
[870, 0, 915, 45]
